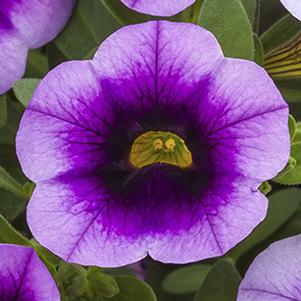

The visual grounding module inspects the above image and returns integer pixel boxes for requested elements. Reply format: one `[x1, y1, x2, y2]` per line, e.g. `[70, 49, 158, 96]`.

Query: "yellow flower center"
[129, 131, 193, 169]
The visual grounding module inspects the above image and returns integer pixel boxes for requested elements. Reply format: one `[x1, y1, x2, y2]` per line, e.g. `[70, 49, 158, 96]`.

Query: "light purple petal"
[148, 177, 268, 263]
[0, 244, 60, 301]
[199, 58, 290, 181]
[17, 21, 290, 267]
[281, 0, 301, 21]
[17, 61, 105, 182]
[7, 0, 76, 48]
[27, 178, 150, 267]
[0, 34, 27, 94]
[93, 21, 223, 106]
[237, 235, 301, 301]
[0, 0, 75, 94]
[27, 175, 267, 266]
[93, 20, 223, 85]
[17, 21, 224, 182]
[121, 0, 196, 16]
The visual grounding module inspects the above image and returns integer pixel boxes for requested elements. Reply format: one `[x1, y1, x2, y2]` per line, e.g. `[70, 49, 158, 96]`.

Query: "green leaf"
[0, 215, 30, 246]
[271, 206, 301, 242]
[146, 261, 190, 301]
[260, 0, 286, 34]
[273, 156, 297, 181]
[87, 269, 119, 298]
[258, 181, 272, 195]
[0, 220, 56, 280]
[289, 114, 297, 140]
[263, 31, 301, 80]
[228, 189, 301, 260]
[293, 122, 301, 143]
[47, 43, 70, 69]
[240, 0, 257, 27]
[108, 276, 157, 301]
[260, 14, 301, 53]
[0, 98, 24, 145]
[101, 0, 152, 24]
[0, 94, 7, 128]
[0, 166, 26, 198]
[278, 79, 301, 102]
[57, 262, 87, 294]
[105, 267, 136, 278]
[193, 260, 241, 301]
[163, 264, 211, 294]
[54, 0, 119, 59]
[253, 34, 264, 65]
[25, 49, 49, 78]
[13, 79, 40, 107]
[185, 0, 204, 24]
[0, 190, 27, 221]
[0, 144, 28, 221]
[273, 142, 301, 185]
[32, 242, 61, 266]
[199, 0, 254, 60]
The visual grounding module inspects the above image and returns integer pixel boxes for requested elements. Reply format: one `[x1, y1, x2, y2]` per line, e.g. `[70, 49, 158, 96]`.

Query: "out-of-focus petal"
[121, 0, 196, 16]
[0, 244, 60, 301]
[0, 34, 27, 94]
[281, 0, 301, 21]
[0, 0, 75, 94]
[238, 235, 301, 301]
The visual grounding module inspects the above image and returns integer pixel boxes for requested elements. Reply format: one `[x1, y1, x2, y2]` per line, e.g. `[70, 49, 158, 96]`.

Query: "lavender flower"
[237, 235, 301, 301]
[0, 0, 75, 94]
[121, 0, 196, 16]
[0, 244, 59, 301]
[281, 0, 301, 20]
[17, 21, 290, 267]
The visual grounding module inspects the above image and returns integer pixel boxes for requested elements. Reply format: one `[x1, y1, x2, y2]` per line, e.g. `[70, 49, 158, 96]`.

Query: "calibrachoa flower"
[237, 235, 301, 301]
[121, 0, 196, 16]
[17, 21, 290, 267]
[281, 0, 301, 21]
[0, 0, 75, 94]
[0, 244, 59, 301]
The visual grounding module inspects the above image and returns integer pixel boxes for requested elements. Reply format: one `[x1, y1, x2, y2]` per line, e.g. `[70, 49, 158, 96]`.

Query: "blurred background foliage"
[0, 0, 301, 300]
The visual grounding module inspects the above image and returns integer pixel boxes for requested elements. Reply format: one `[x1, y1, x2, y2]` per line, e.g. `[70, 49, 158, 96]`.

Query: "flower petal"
[0, 0, 75, 94]
[148, 178, 268, 263]
[18, 21, 288, 267]
[6, 0, 76, 48]
[27, 173, 267, 266]
[281, 0, 301, 21]
[0, 244, 59, 301]
[27, 177, 150, 267]
[121, 0, 196, 16]
[237, 235, 301, 301]
[93, 21, 223, 106]
[16, 61, 107, 182]
[198, 58, 290, 181]
[17, 21, 223, 182]
[0, 34, 27, 94]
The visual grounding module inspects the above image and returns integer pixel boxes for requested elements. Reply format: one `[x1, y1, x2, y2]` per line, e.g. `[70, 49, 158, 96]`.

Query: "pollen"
[153, 138, 164, 150]
[129, 131, 192, 169]
[165, 138, 176, 151]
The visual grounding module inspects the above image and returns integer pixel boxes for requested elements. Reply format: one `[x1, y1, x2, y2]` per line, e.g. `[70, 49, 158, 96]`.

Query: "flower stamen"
[165, 138, 176, 151]
[153, 138, 164, 150]
[130, 131, 192, 169]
